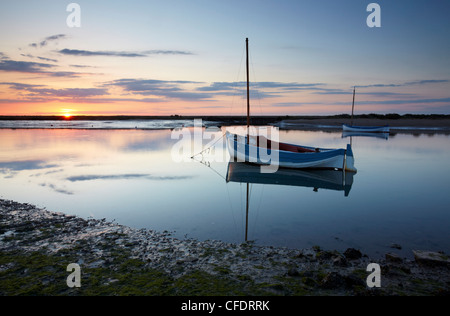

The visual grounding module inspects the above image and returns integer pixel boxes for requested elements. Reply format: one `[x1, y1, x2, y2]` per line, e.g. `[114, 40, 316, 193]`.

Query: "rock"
[345, 273, 366, 288]
[413, 250, 450, 267]
[332, 255, 348, 267]
[385, 253, 403, 264]
[287, 268, 300, 277]
[320, 272, 346, 289]
[344, 248, 362, 260]
[390, 243, 402, 250]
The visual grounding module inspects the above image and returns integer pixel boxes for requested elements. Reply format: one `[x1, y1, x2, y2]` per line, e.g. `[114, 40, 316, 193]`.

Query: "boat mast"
[246, 38, 250, 145]
[245, 182, 249, 242]
[245, 38, 250, 241]
[351, 86, 356, 126]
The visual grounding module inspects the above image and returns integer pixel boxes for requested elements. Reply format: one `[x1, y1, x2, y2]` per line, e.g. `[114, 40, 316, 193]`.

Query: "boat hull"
[226, 132, 357, 172]
[342, 124, 389, 133]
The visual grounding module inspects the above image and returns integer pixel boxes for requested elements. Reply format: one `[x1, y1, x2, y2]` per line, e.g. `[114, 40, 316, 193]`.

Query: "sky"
[0, 0, 449, 116]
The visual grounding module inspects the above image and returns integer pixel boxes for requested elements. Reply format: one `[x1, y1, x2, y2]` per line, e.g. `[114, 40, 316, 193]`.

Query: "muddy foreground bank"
[1, 199, 449, 296]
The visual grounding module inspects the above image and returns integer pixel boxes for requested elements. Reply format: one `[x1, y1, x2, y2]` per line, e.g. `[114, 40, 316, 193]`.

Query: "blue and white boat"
[226, 132, 357, 172]
[343, 87, 390, 133]
[342, 124, 390, 133]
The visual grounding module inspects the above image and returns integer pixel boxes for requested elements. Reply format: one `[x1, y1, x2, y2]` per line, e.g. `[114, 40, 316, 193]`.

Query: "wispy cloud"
[59, 49, 147, 58]
[30, 34, 67, 48]
[272, 102, 321, 107]
[0, 82, 108, 102]
[143, 50, 194, 55]
[0, 59, 81, 78]
[0, 60, 54, 72]
[0, 160, 59, 172]
[66, 174, 192, 182]
[356, 79, 449, 88]
[197, 81, 324, 92]
[107, 78, 213, 101]
[70, 64, 94, 68]
[195, 81, 327, 100]
[58, 48, 194, 58]
[39, 183, 73, 195]
[352, 97, 450, 105]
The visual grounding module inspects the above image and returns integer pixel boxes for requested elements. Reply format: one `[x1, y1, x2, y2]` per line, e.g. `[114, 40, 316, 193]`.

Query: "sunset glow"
[1, 1, 449, 116]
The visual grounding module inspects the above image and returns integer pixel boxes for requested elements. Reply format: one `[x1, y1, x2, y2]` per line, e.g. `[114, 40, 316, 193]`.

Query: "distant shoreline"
[1, 114, 450, 133]
[1, 114, 450, 121]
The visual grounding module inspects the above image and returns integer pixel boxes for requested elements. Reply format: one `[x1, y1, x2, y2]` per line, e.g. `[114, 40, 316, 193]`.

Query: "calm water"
[1, 123, 449, 258]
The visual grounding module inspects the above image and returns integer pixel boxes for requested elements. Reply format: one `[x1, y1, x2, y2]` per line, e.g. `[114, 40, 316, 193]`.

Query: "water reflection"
[225, 162, 355, 242]
[0, 127, 449, 258]
[342, 131, 389, 140]
[226, 162, 355, 197]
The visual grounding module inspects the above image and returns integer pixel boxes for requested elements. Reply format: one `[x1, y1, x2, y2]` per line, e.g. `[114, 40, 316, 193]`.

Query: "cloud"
[59, 49, 147, 57]
[0, 81, 168, 104]
[356, 79, 449, 88]
[58, 48, 194, 58]
[313, 90, 414, 97]
[0, 160, 59, 172]
[66, 174, 192, 182]
[354, 97, 450, 105]
[30, 34, 67, 48]
[39, 183, 73, 195]
[197, 81, 324, 92]
[37, 56, 58, 63]
[32, 88, 108, 98]
[0, 82, 45, 90]
[0, 82, 109, 102]
[0, 59, 81, 78]
[143, 50, 194, 55]
[107, 78, 213, 101]
[70, 64, 94, 68]
[0, 59, 54, 72]
[272, 102, 321, 107]
[195, 81, 325, 100]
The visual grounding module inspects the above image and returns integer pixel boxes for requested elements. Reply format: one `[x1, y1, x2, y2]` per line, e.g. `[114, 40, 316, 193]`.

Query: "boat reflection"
[225, 162, 356, 243]
[342, 130, 389, 140]
[226, 162, 355, 197]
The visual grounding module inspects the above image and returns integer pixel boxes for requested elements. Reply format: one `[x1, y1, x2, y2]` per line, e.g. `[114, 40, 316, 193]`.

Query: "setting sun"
[61, 109, 74, 118]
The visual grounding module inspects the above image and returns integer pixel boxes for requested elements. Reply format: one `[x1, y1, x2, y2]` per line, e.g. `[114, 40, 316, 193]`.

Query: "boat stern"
[345, 144, 357, 173]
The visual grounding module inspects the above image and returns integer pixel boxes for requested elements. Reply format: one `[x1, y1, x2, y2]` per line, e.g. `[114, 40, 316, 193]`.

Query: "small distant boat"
[343, 87, 390, 133]
[342, 124, 390, 133]
[226, 38, 357, 173]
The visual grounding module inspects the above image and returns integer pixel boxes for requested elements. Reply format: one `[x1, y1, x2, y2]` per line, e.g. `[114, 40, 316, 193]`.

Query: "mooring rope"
[190, 131, 227, 159]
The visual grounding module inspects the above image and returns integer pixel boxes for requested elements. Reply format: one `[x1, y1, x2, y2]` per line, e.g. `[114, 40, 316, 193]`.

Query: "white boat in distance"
[226, 38, 357, 172]
[343, 87, 390, 133]
[342, 124, 390, 133]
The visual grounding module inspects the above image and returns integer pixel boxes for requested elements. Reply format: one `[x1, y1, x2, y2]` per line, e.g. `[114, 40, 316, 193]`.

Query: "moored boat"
[342, 124, 390, 133]
[226, 131, 357, 172]
[342, 87, 390, 133]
